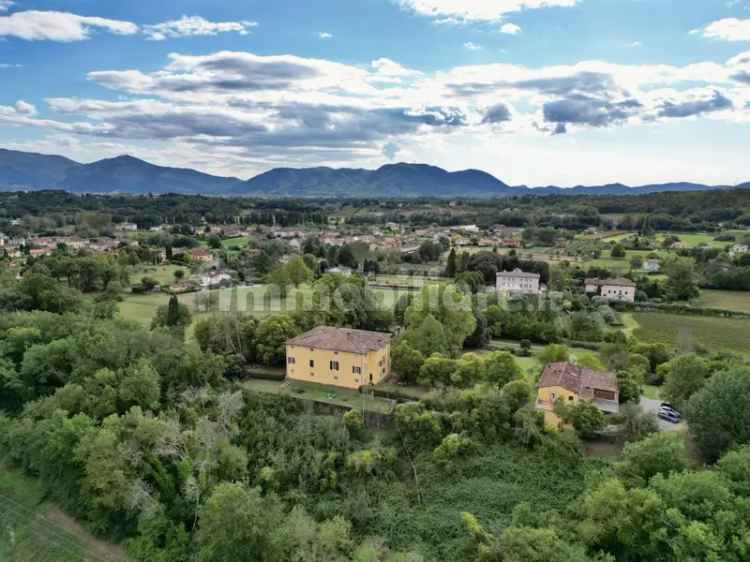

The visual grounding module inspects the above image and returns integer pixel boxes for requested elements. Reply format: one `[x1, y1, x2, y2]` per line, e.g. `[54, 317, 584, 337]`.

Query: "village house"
[190, 248, 213, 263]
[729, 244, 749, 259]
[116, 222, 138, 232]
[536, 362, 620, 427]
[496, 268, 541, 295]
[200, 270, 232, 288]
[584, 278, 636, 302]
[285, 326, 391, 389]
[644, 258, 661, 273]
[327, 266, 353, 276]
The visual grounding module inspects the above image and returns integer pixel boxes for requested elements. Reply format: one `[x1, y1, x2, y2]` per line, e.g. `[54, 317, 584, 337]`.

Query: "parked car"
[658, 410, 681, 424]
[659, 402, 681, 417]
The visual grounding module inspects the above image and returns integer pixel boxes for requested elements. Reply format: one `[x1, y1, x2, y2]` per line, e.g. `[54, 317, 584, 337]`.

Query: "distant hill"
[0, 148, 80, 188]
[241, 163, 513, 197]
[0, 148, 746, 197]
[59, 155, 243, 194]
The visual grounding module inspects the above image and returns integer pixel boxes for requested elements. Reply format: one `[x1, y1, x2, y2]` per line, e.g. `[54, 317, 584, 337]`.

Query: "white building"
[729, 244, 749, 259]
[327, 266, 353, 277]
[644, 259, 661, 273]
[117, 222, 138, 232]
[496, 268, 541, 295]
[201, 271, 232, 288]
[585, 278, 637, 302]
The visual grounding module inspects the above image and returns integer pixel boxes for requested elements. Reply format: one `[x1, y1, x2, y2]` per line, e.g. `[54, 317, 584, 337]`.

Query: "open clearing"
[0, 465, 130, 562]
[242, 378, 395, 414]
[630, 311, 750, 354]
[695, 290, 750, 314]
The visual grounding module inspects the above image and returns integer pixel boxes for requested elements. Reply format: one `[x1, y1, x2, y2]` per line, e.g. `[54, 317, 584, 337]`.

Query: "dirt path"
[44, 506, 132, 562]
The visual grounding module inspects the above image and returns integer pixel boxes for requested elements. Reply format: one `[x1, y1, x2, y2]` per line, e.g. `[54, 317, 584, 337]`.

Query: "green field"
[0, 465, 129, 562]
[598, 231, 741, 250]
[129, 264, 187, 285]
[221, 236, 251, 250]
[118, 282, 409, 325]
[242, 378, 395, 414]
[630, 311, 750, 354]
[696, 290, 750, 313]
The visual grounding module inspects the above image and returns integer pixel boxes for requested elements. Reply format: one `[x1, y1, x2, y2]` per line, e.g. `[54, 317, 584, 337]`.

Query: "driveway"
[641, 397, 687, 432]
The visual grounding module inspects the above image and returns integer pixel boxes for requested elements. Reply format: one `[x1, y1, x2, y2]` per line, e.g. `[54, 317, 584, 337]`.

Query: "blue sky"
[1, 0, 749, 186]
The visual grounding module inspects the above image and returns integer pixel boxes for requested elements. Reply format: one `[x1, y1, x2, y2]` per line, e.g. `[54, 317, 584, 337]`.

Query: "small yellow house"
[536, 362, 619, 428]
[285, 326, 391, 389]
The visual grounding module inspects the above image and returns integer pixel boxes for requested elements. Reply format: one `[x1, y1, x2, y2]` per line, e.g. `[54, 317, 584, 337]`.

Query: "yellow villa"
[536, 362, 619, 428]
[285, 326, 391, 389]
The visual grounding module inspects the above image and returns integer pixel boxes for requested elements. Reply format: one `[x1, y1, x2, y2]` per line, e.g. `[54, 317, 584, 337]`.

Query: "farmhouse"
[190, 248, 213, 263]
[496, 268, 540, 295]
[584, 277, 636, 302]
[285, 326, 391, 389]
[644, 259, 661, 273]
[536, 362, 620, 427]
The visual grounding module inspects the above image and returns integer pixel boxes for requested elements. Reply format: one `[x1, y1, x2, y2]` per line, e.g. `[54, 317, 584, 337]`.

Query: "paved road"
[641, 397, 686, 432]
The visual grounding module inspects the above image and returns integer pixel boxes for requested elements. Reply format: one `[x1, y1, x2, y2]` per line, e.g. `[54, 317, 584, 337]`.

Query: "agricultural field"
[695, 290, 750, 314]
[630, 311, 750, 355]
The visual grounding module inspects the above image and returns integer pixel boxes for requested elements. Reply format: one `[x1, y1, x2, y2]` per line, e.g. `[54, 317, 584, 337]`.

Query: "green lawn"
[130, 264, 186, 285]
[118, 292, 172, 324]
[695, 290, 750, 314]
[242, 378, 395, 414]
[630, 311, 750, 354]
[221, 236, 251, 250]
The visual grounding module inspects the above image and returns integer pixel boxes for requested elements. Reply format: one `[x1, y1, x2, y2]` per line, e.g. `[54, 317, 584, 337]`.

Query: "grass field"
[0, 465, 129, 562]
[118, 283, 408, 325]
[242, 378, 395, 414]
[221, 236, 251, 250]
[130, 264, 186, 286]
[695, 290, 750, 313]
[630, 311, 750, 354]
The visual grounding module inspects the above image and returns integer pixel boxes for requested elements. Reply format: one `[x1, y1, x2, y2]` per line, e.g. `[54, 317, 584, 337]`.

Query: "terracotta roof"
[584, 277, 636, 288]
[286, 326, 391, 354]
[538, 362, 619, 394]
[496, 268, 540, 279]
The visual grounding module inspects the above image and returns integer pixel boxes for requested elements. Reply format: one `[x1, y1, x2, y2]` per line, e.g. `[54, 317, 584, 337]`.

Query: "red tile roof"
[538, 362, 618, 394]
[286, 326, 391, 354]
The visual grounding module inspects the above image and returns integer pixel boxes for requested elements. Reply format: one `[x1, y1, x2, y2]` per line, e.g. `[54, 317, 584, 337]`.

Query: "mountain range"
[0, 148, 746, 198]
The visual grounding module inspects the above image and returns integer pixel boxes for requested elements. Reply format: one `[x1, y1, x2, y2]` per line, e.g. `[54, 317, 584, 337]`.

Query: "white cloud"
[694, 18, 750, 42]
[14, 100, 36, 115]
[395, 0, 579, 23]
[318, 31, 333, 39]
[143, 15, 257, 41]
[0, 1, 13, 12]
[4, 47, 749, 183]
[626, 41, 642, 48]
[500, 23, 522, 34]
[0, 63, 22, 68]
[464, 41, 482, 50]
[0, 10, 138, 42]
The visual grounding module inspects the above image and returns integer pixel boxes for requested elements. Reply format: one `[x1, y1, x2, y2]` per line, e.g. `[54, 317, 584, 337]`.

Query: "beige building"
[536, 362, 619, 428]
[285, 326, 391, 389]
[584, 278, 636, 302]
[496, 268, 541, 295]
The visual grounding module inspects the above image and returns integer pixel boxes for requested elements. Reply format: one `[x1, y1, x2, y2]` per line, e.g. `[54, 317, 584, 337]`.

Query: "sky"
[0, 0, 749, 187]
